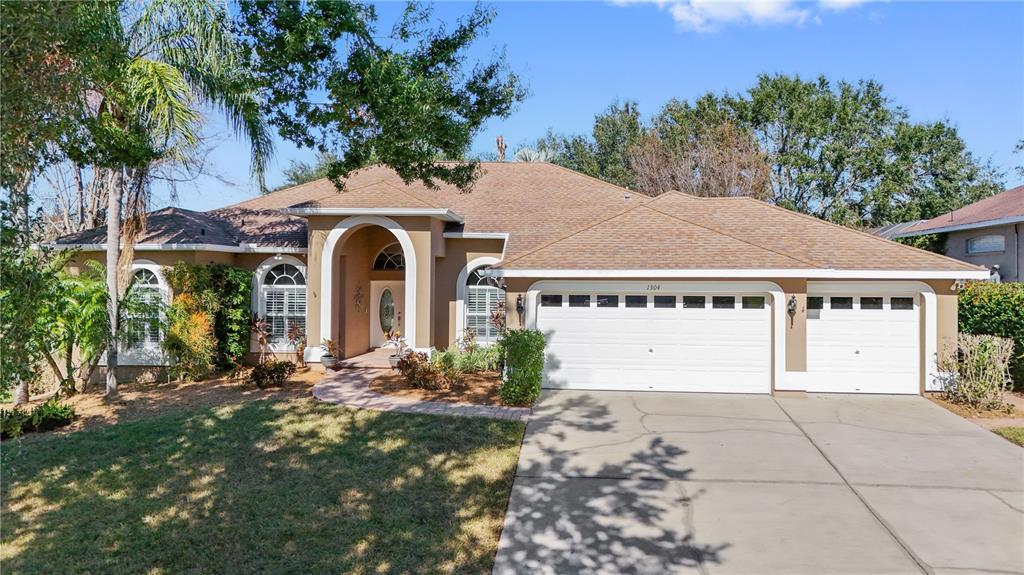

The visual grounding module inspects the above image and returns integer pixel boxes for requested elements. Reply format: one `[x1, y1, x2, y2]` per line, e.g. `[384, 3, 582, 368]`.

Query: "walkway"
[312, 351, 530, 422]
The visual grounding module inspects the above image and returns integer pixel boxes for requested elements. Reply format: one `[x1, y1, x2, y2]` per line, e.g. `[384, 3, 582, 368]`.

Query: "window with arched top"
[465, 267, 504, 343]
[262, 263, 306, 344]
[126, 268, 165, 349]
[373, 243, 405, 271]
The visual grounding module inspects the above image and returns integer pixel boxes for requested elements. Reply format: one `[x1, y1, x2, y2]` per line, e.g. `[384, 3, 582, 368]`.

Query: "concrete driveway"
[494, 391, 1024, 575]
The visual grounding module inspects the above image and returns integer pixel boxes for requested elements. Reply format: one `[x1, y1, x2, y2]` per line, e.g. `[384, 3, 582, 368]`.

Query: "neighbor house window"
[967, 234, 1005, 254]
[465, 267, 504, 343]
[263, 263, 306, 345]
[373, 243, 405, 270]
[126, 268, 164, 349]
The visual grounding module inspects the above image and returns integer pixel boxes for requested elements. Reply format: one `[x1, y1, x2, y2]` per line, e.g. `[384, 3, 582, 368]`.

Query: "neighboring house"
[886, 186, 1024, 282]
[53, 163, 987, 395]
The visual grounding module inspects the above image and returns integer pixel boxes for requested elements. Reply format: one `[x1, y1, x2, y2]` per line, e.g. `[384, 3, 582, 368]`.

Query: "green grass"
[1, 399, 524, 574]
[993, 426, 1024, 447]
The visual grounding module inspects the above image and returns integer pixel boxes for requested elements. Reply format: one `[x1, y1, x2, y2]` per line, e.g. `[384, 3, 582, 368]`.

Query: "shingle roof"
[55, 163, 984, 273]
[495, 192, 982, 272]
[900, 186, 1024, 235]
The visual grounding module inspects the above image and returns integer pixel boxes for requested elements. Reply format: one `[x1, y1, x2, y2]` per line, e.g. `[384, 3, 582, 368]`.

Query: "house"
[885, 185, 1024, 282]
[54, 162, 988, 395]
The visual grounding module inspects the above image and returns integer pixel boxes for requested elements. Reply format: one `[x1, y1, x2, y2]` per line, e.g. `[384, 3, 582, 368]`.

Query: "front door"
[370, 281, 405, 348]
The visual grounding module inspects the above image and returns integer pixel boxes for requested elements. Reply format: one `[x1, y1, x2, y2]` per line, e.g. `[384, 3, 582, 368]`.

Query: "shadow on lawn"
[494, 391, 729, 574]
[1, 399, 522, 574]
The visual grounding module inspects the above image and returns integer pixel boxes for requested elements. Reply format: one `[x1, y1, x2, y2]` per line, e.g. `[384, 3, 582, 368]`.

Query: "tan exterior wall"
[774, 278, 808, 372]
[432, 238, 505, 348]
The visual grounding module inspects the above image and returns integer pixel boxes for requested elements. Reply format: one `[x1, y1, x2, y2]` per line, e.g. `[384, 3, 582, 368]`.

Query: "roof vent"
[624, 187, 632, 201]
[200, 228, 205, 236]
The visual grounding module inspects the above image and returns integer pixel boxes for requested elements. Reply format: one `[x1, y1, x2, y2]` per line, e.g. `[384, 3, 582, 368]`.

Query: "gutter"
[485, 268, 991, 281]
[44, 243, 308, 254]
[279, 207, 464, 223]
[894, 215, 1024, 238]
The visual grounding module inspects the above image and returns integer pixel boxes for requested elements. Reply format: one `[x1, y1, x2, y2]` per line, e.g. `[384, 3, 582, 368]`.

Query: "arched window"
[263, 263, 306, 344]
[465, 267, 504, 343]
[373, 243, 405, 271]
[126, 268, 164, 350]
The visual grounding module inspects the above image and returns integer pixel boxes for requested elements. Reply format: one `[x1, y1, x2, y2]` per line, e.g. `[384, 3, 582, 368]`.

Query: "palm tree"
[514, 146, 555, 163]
[92, 0, 272, 399]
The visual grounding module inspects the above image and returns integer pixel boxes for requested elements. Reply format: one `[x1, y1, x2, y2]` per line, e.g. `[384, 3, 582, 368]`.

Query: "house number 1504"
[647, 284, 661, 291]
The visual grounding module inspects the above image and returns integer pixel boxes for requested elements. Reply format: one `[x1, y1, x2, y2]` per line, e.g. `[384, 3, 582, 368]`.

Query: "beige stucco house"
[55, 162, 988, 395]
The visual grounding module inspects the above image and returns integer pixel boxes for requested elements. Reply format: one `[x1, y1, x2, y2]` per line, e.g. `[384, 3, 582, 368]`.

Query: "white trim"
[281, 207, 463, 222]
[781, 281, 938, 393]
[48, 243, 307, 254]
[442, 232, 509, 240]
[894, 215, 1024, 237]
[524, 280, 785, 392]
[252, 255, 308, 354]
[318, 215, 418, 362]
[491, 268, 990, 280]
[105, 260, 170, 367]
[455, 256, 502, 341]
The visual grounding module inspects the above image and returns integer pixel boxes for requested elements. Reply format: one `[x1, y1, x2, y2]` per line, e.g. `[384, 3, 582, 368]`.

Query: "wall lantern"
[515, 294, 525, 326]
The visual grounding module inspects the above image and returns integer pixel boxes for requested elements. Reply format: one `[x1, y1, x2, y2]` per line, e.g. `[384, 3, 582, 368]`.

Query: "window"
[682, 296, 705, 308]
[860, 297, 883, 310]
[967, 234, 1005, 254]
[625, 295, 647, 308]
[830, 297, 853, 310]
[891, 297, 914, 310]
[742, 296, 765, 309]
[596, 295, 619, 308]
[263, 263, 306, 345]
[653, 295, 676, 308]
[569, 295, 591, 307]
[126, 269, 163, 348]
[373, 243, 405, 270]
[465, 268, 504, 343]
[712, 296, 735, 309]
[807, 297, 824, 310]
[541, 294, 563, 307]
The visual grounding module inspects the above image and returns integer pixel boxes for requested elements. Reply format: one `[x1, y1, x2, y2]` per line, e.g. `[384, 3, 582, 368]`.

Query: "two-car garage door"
[537, 287, 772, 393]
[536, 282, 923, 395]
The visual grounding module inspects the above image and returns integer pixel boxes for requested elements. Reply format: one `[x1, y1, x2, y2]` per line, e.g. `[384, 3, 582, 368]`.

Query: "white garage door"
[806, 291, 920, 394]
[537, 290, 771, 393]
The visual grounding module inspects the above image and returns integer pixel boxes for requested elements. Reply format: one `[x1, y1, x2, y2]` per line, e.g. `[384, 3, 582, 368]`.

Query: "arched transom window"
[263, 263, 306, 344]
[466, 267, 504, 343]
[126, 268, 164, 349]
[373, 243, 405, 271]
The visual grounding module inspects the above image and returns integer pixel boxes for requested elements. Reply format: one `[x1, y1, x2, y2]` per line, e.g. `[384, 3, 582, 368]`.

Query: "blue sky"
[170, 0, 1024, 212]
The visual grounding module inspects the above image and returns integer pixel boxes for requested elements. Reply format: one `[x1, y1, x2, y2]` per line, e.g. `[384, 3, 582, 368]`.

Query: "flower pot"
[321, 355, 339, 370]
[388, 354, 402, 369]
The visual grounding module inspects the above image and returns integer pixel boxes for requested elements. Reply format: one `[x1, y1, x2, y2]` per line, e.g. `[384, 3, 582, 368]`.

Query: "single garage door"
[806, 290, 920, 394]
[537, 289, 771, 393]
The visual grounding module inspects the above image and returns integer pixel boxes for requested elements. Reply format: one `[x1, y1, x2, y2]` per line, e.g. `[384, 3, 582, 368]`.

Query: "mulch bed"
[370, 371, 511, 407]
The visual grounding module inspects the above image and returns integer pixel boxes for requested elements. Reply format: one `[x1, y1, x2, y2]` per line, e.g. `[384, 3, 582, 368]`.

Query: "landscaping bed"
[370, 370, 509, 406]
[1, 393, 524, 574]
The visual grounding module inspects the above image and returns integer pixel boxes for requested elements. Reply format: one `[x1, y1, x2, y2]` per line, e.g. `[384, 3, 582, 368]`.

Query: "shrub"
[163, 295, 217, 381]
[959, 282, 1024, 389]
[431, 345, 500, 375]
[936, 334, 1015, 412]
[245, 360, 297, 389]
[496, 329, 546, 406]
[1, 399, 76, 439]
[164, 261, 252, 369]
[397, 352, 455, 391]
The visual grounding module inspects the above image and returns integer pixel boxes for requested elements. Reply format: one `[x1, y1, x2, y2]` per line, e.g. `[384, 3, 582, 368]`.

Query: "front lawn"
[993, 426, 1024, 447]
[2, 398, 524, 574]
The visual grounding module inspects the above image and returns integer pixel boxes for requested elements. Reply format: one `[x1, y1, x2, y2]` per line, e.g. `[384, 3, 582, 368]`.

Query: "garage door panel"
[539, 291, 771, 393]
[806, 292, 920, 394]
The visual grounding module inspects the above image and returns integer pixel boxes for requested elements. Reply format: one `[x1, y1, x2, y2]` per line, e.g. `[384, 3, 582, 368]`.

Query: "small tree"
[287, 323, 306, 368]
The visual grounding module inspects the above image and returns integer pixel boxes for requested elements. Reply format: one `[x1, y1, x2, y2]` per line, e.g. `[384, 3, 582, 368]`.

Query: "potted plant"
[320, 338, 339, 370]
[287, 324, 307, 369]
[384, 331, 410, 369]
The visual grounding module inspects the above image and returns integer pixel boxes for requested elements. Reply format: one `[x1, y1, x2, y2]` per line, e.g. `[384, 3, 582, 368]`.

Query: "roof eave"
[279, 207, 464, 223]
[895, 215, 1024, 237]
[43, 243, 307, 254]
[487, 268, 991, 280]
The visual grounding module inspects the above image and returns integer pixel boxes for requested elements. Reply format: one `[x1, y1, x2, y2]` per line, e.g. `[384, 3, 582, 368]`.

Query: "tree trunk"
[12, 380, 28, 406]
[105, 168, 122, 400]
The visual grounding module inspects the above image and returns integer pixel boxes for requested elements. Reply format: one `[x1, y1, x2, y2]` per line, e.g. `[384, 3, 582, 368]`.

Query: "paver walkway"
[312, 366, 530, 422]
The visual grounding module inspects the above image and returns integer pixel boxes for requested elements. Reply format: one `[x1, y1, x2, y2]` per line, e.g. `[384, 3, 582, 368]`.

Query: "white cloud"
[618, 0, 871, 32]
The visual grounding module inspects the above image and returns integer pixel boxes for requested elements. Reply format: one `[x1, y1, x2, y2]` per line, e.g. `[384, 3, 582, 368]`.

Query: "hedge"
[959, 281, 1024, 389]
[497, 329, 546, 405]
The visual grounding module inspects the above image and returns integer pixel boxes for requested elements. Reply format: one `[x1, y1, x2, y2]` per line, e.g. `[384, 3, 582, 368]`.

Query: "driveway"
[494, 391, 1024, 574]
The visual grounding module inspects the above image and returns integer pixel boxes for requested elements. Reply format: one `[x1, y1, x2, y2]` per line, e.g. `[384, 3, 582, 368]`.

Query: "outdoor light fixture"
[787, 295, 798, 327]
[516, 294, 525, 325]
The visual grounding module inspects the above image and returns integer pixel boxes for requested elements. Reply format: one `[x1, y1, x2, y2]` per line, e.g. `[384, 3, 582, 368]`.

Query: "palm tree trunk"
[105, 168, 122, 400]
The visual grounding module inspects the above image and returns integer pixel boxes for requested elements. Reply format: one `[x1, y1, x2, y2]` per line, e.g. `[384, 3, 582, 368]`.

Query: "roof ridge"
[745, 197, 984, 270]
[542, 162, 646, 198]
[495, 199, 651, 268]
[644, 201, 822, 268]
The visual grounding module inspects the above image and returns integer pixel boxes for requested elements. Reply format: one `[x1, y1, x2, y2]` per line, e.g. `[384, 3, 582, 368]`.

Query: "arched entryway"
[319, 215, 418, 359]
